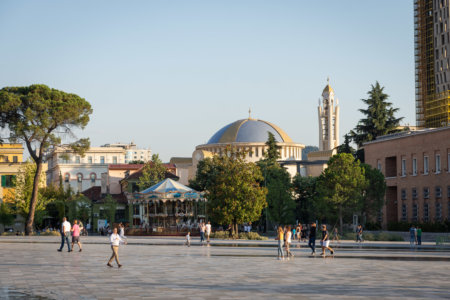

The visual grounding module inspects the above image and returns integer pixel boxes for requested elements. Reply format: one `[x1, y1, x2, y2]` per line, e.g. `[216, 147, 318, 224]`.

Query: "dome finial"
[248, 107, 251, 119]
[327, 76, 330, 84]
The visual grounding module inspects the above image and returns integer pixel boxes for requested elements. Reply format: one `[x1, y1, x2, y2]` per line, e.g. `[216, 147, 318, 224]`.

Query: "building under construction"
[414, 0, 450, 128]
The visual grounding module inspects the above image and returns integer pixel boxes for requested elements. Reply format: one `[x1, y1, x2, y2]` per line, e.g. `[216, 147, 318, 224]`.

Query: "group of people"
[276, 223, 335, 260]
[57, 217, 83, 253]
[185, 221, 212, 247]
[409, 225, 423, 246]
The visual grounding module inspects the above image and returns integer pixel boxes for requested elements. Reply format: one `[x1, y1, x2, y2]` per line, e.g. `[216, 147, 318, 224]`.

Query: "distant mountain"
[302, 145, 319, 159]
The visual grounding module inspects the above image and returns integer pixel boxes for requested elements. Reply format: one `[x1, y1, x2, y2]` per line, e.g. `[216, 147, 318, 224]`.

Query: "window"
[249, 148, 252, 158]
[436, 202, 442, 221]
[436, 186, 442, 198]
[1, 175, 16, 187]
[424, 187, 430, 199]
[412, 188, 418, 200]
[64, 174, 70, 182]
[401, 189, 407, 200]
[448, 153, 450, 172]
[256, 147, 259, 157]
[133, 204, 140, 215]
[77, 174, 83, 182]
[436, 154, 441, 173]
[75, 156, 80, 164]
[412, 204, 418, 222]
[424, 203, 429, 222]
[100, 156, 105, 164]
[401, 159, 406, 176]
[377, 160, 382, 171]
[424, 156, 429, 174]
[113, 156, 118, 164]
[88, 156, 93, 164]
[90, 173, 96, 183]
[13, 156, 18, 163]
[448, 186, 450, 198]
[412, 158, 417, 175]
[401, 204, 407, 221]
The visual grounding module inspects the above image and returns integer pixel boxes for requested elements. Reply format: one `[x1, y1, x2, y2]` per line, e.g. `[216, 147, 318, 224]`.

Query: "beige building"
[363, 127, 450, 227]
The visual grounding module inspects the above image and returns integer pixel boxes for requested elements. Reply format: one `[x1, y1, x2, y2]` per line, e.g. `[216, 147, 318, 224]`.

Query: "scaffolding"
[414, 0, 435, 128]
[415, 0, 450, 128]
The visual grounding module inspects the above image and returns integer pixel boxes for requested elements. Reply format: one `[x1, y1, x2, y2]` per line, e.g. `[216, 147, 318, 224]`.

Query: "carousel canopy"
[140, 178, 195, 194]
[133, 178, 204, 202]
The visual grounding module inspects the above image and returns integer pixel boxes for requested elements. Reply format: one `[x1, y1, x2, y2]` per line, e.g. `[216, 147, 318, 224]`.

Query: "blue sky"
[0, 1, 414, 162]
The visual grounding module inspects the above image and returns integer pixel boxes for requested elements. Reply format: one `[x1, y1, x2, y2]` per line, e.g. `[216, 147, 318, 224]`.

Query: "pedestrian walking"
[199, 222, 206, 244]
[119, 223, 127, 241]
[320, 225, 334, 256]
[308, 222, 316, 255]
[276, 226, 285, 260]
[332, 227, 340, 244]
[416, 226, 422, 245]
[296, 224, 301, 241]
[107, 228, 125, 268]
[205, 221, 212, 245]
[71, 219, 82, 252]
[185, 231, 191, 247]
[285, 225, 293, 258]
[356, 224, 364, 243]
[57, 217, 72, 252]
[409, 225, 417, 248]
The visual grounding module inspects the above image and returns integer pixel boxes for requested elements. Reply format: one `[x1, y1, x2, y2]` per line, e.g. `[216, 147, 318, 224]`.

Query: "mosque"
[171, 81, 340, 184]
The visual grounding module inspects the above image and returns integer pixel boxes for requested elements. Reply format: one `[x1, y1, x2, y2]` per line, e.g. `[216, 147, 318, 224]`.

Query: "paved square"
[0, 237, 449, 299]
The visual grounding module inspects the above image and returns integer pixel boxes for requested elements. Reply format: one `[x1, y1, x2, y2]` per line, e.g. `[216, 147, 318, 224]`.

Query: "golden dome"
[322, 84, 334, 94]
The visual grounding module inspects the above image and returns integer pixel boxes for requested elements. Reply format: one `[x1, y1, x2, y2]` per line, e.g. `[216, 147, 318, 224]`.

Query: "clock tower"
[318, 79, 340, 151]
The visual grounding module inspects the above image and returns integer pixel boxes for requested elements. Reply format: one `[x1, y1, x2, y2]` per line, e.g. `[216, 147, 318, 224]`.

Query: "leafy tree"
[0, 202, 14, 227]
[0, 84, 92, 234]
[258, 133, 295, 226]
[318, 153, 367, 232]
[190, 147, 267, 236]
[263, 132, 281, 162]
[302, 145, 319, 159]
[292, 175, 323, 223]
[137, 154, 166, 191]
[66, 193, 91, 224]
[360, 163, 386, 224]
[4, 161, 51, 227]
[103, 194, 117, 225]
[350, 82, 403, 147]
[128, 160, 145, 164]
[337, 133, 356, 156]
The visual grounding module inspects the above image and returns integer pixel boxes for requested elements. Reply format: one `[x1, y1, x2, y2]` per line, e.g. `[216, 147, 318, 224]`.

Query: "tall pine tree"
[350, 82, 403, 147]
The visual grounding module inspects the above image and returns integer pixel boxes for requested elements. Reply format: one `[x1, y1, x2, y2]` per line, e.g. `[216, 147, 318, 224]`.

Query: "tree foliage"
[103, 194, 117, 225]
[4, 162, 51, 227]
[262, 132, 281, 162]
[292, 175, 323, 223]
[190, 147, 267, 235]
[137, 154, 167, 191]
[360, 163, 386, 223]
[350, 82, 403, 147]
[318, 153, 367, 232]
[337, 133, 356, 156]
[0, 84, 92, 234]
[0, 202, 14, 227]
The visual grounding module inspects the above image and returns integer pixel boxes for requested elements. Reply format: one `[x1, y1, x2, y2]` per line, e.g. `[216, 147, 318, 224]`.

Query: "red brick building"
[363, 127, 450, 227]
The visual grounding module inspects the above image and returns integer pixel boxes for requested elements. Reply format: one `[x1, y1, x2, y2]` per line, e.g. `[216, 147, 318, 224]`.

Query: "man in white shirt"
[107, 227, 125, 268]
[205, 221, 212, 244]
[57, 217, 72, 252]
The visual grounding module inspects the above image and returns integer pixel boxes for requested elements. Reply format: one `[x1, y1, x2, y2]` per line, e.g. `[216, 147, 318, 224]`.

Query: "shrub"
[210, 231, 268, 240]
[210, 231, 231, 239]
[38, 230, 61, 236]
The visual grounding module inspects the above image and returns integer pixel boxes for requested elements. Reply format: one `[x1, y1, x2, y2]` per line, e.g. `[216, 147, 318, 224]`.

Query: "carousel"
[128, 178, 206, 233]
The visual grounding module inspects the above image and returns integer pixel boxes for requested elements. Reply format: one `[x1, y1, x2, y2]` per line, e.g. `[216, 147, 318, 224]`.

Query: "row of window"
[60, 156, 119, 164]
[401, 186, 450, 200]
[64, 173, 97, 183]
[0, 156, 19, 163]
[398, 153, 449, 176]
[401, 201, 448, 222]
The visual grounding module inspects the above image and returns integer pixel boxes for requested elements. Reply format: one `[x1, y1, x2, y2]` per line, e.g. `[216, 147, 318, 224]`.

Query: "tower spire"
[248, 107, 251, 119]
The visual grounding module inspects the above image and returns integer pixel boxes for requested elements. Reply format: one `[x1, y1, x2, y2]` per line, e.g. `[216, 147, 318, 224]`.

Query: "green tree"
[0, 202, 14, 228]
[360, 163, 386, 224]
[318, 153, 367, 232]
[103, 194, 117, 225]
[292, 175, 323, 223]
[137, 154, 167, 191]
[258, 133, 295, 226]
[350, 82, 403, 147]
[337, 133, 356, 156]
[0, 84, 92, 234]
[5, 161, 51, 227]
[190, 147, 267, 236]
[66, 193, 91, 224]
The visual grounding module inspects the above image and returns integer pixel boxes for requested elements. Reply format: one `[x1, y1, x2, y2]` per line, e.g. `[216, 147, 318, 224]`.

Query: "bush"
[1, 231, 21, 236]
[38, 230, 61, 236]
[210, 231, 268, 240]
[341, 232, 355, 240]
[388, 221, 450, 232]
[340, 231, 403, 241]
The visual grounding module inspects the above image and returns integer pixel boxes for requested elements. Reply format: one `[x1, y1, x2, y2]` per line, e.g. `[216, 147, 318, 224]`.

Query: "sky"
[0, 1, 415, 162]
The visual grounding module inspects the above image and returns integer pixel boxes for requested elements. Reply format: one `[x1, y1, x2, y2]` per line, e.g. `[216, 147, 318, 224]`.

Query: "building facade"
[101, 142, 152, 163]
[414, 0, 450, 128]
[363, 127, 450, 227]
[0, 144, 24, 204]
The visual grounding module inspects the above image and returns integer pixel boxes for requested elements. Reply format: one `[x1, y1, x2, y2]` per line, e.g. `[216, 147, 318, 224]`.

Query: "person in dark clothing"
[308, 223, 317, 255]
